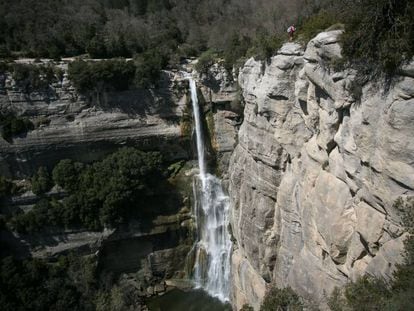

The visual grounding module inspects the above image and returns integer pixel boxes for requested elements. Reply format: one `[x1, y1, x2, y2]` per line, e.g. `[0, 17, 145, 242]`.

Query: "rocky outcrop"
[229, 31, 414, 309]
[0, 62, 190, 177]
[197, 62, 243, 177]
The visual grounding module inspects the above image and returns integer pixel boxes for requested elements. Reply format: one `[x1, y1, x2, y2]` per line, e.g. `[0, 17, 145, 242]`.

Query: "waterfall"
[189, 78, 232, 303]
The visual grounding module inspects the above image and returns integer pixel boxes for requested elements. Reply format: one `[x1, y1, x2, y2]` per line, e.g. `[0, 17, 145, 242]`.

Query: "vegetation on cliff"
[1, 1, 411, 80]
[10, 148, 165, 232]
[260, 287, 303, 311]
[0, 0, 318, 60]
[252, 198, 414, 311]
[68, 59, 136, 92]
[328, 197, 414, 310]
[0, 252, 136, 311]
[0, 113, 34, 142]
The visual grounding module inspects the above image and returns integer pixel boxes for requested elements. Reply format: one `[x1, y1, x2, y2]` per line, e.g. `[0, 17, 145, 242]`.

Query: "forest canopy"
[0, 0, 325, 60]
[1, 0, 412, 77]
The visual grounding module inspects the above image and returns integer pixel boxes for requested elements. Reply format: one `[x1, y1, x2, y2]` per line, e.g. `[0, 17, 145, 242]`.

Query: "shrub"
[240, 304, 254, 311]
[0, 61, 8, 73]
[194, 49, 217, 74]
[345, 276, 391, 310]
[247, 34, 284, 61]
[0, 113, 34, 142]
[390, 197, 414, 310]
[31, 167, 53, 195]
[0, 176, 12, 198]
[86, 35, 107, 59]
[0, 254, 97, 310]
[68, 59, 136, 92]
[11, 199, 63, 233]
[260, 287, 303, 311]
[10, 63, 57, 92]
[52, 159, 84, 192]
[223, 35, 251, 72]
[297, 10, 338, 43]
[340, 0, 414, 77]
[15, 148, 165, 232]
[133, 49, 167, 88]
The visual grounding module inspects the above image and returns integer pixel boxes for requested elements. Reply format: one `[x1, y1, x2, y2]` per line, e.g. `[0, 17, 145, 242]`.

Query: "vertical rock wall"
[229, 30, 414, 309]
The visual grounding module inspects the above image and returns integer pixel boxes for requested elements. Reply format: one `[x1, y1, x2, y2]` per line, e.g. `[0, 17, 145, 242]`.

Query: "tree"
[260, 287, 303, 311]
[340, 0, 414, 76]
[52, 159, 83, 192]
[31, 167, 53, 195]
[0, 176, 12, 198]
[134, 50, 166, 88]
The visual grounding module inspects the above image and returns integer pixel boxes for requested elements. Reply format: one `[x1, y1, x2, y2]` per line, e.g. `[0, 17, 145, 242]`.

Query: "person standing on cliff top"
[287, 25, 296, 41]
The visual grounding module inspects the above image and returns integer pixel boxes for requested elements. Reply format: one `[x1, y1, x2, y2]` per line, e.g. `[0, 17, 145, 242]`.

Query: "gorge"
[1, 28, 413, 310]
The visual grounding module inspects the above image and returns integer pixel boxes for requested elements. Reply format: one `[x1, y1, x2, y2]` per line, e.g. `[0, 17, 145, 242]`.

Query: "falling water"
[189, 78, 232, 303]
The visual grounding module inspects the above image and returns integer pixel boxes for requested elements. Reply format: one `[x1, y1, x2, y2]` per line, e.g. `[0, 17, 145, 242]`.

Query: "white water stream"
[189, 78, 232, 303]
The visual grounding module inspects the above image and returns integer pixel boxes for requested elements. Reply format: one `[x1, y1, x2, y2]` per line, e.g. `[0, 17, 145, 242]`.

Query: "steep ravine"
[228, 30, 414, 310]
[0, 58, 240, 308]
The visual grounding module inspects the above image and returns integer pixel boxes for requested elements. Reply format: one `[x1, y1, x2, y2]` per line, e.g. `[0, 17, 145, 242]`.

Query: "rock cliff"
[229, 30, 414, 309]
[0, 58, 240, 301]
[0, 62, 190, 177]
[0, 61, 197, 302]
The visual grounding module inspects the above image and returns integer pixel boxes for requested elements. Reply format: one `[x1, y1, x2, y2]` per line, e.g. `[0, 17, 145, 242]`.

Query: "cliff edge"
[229, 30, 414, 309]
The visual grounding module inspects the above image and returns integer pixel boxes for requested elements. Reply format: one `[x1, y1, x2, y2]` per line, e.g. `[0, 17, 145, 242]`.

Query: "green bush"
[11, 199, 64, 233]
[298, 10, 338, 43]
[194, 49, 217, 74]
[31, 167, 53, 195]
[0, 61, 8, 73]
[223, 35, 251, 72]
[247, 34, 284, 61]
[0, 254, 97, 311]
[345, 276, 391, 310]
[240, 304, 254, 311]
[10, 63, 58, 92]
[86, 35, 107, 59]
[68, 59, 136, 92]
[133, 50, 167, 88]
[52, 159, 84, 192]
[0, 176, 12, 198]
[340, 0, 414, 77]
[260, 287, 303, 311]
[14, 148, 164, 232]
[0, 113, 34, 142]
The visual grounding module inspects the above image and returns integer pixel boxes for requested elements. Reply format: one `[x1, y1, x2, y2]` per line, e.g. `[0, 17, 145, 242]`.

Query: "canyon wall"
[228, 30, 414, 309]
[0, 59, 239, 303]
[0, 62, 196, 302]
[0, 64, 190, 177]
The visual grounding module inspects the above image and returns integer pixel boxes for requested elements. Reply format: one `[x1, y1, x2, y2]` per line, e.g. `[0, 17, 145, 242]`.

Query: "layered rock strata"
[0, 63, 190, 177]
[229, 31, 414, 309]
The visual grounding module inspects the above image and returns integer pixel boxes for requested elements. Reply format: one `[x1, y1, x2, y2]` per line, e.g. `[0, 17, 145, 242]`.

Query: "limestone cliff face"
[229, 30, 414, 309]
[0, 63, 190, 177]
[197, 62, 242, 177]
